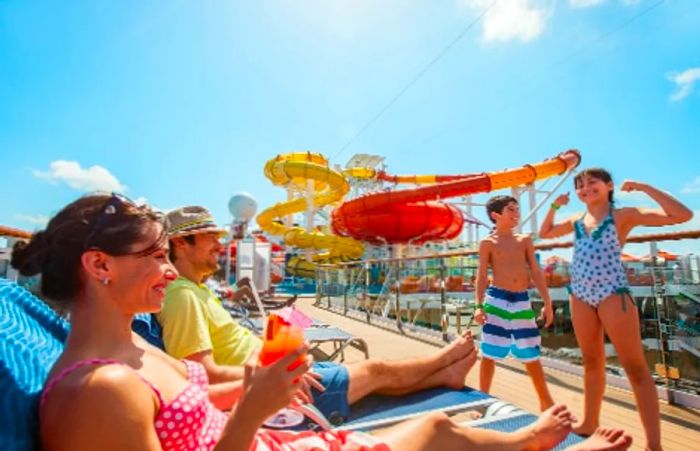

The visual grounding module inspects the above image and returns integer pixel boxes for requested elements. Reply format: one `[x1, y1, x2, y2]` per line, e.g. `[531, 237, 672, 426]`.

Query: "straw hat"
[166, 206, 227, 238]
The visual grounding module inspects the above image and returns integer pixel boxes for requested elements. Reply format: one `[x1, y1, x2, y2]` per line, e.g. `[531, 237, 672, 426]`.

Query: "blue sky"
[1, 0, 699, 257]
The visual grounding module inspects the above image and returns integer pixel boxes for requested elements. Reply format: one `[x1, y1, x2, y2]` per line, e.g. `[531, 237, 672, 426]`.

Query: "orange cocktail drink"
[259, 313, 305, 372]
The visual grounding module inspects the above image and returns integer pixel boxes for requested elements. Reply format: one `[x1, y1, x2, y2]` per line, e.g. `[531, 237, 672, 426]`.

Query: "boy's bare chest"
[489, 239, 525, 260]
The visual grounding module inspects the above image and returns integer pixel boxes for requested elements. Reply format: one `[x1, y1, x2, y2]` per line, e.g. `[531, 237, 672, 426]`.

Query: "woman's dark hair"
[574, 167, 614, 203]
[11, 193, 167, 305]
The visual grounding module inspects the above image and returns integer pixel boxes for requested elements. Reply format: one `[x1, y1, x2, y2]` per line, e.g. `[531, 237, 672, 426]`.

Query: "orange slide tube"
[331, 150, 581, 244]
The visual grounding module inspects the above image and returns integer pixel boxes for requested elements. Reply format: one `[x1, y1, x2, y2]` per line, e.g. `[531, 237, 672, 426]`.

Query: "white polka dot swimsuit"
[570, 210, 630, 307]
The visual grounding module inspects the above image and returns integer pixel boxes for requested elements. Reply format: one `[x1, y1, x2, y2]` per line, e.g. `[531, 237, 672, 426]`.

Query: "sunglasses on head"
[84, 193, 165, 257]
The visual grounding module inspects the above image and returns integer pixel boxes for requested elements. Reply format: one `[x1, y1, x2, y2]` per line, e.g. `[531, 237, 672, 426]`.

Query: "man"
[158, 205, 477, 423]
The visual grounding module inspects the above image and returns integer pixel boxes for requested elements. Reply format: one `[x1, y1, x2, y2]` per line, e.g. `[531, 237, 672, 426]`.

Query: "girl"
[540, 168, 692, 451]
[14, 193, 630, 451]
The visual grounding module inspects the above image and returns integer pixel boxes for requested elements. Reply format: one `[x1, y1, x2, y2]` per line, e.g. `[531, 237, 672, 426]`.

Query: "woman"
[14, 193, 631, 451]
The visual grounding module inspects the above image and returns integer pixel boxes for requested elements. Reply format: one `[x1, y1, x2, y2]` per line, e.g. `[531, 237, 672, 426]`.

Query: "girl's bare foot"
[573, 420, 599, 437]
[523, 404, 574, 450]
[566, 427, 633, 451]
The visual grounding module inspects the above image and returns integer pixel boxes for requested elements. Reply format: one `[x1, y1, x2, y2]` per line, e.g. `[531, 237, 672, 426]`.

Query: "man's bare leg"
[345, 333, 476, 404]
[374, 404, 575, 451]
[373, 346, 479, 396]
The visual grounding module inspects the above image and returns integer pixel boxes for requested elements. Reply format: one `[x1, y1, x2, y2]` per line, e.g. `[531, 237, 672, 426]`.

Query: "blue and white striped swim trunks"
[480, 286, 541, 363]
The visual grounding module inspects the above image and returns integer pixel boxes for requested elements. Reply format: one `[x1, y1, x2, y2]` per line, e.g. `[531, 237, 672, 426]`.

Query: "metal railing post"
[440, 258, 448, 341]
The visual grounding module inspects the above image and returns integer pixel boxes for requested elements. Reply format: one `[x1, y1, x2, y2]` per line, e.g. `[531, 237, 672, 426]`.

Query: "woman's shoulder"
[41, 359, 162, 449]
[45, 358, 155, 412]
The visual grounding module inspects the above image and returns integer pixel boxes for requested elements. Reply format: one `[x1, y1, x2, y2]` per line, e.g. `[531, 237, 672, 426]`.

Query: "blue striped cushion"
[0, 278, 68, 451]
[132, 313, 165, 350]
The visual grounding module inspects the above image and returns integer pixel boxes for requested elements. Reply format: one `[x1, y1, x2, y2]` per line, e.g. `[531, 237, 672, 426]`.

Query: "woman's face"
[110, 223, 177, 313]
[575, 174, 613, 206]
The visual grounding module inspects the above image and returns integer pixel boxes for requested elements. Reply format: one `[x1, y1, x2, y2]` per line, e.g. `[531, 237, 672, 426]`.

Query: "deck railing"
[315, 230, 700, 401]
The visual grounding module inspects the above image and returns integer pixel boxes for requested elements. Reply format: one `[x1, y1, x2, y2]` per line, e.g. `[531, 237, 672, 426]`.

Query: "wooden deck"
[296, 297, 700, 451]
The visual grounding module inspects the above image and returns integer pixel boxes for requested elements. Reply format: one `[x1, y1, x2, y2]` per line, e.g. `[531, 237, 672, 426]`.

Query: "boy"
[474, 195, 555, 411]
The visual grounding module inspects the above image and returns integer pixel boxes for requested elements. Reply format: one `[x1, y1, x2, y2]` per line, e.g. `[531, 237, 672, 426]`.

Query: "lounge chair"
[303, 325, 370, 362]
[463, 410, 586, 450]
[229, 309, 370, 363]
[0, 278, 69, 451]
[338, 386, 495, 431]
[0, 279, 578, 449]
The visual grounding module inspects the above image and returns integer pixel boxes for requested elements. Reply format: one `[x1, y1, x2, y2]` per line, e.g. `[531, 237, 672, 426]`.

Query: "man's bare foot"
[442, 346, 478, 389]
[566, 427, 633, 451]
[439, 331, 475, 367]
[523, 404, 574, 450]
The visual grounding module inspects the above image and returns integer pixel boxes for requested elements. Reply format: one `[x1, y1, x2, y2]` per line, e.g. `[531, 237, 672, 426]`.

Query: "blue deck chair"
[131, 313, 166, 349]
[0, 279, 491, 448]
[224, 302, 370, 363]
[464, 411, 586, 450]
[303, 326, 370, 362]
[0, 278, 69, 451]
[337, 386, 495, 431]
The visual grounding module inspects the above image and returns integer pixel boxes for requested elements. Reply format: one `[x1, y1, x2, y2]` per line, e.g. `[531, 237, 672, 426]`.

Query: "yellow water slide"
[257, 152, 364, 278]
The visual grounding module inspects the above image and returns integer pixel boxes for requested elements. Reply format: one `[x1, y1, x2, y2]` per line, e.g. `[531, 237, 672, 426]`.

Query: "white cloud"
[682, 176, 700, 194]
[666, 67, 700, 102]
[568, 0, 647, 9]
[33, 160, 127, 193]
[569, 0, 604, 7]
[460, 0, 551, 43]
[14, 214, 49, 226]
[133, 196, 149, 206]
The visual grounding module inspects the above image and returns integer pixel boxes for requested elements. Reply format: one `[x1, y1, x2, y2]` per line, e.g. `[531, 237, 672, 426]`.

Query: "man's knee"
[352, 359, 390, 379]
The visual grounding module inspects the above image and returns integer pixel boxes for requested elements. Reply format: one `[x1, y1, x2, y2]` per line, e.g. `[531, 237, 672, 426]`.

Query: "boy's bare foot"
[523, 404, 574, 450]
[566, 427, 633, 451]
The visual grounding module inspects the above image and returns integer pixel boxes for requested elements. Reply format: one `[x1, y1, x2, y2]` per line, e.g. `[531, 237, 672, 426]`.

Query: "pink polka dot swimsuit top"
[41, 358, 227, 451]
[41, 358, 390, 451]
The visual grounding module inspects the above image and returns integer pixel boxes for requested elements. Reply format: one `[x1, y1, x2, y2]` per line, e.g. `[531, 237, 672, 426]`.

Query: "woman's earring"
[102, 277, 110, 286]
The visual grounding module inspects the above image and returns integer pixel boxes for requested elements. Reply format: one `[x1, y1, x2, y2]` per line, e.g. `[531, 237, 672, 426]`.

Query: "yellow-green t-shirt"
[158, 276, 261, 366]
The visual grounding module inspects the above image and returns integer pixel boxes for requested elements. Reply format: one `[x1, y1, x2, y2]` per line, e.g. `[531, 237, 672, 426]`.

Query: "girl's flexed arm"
[539, 193, 575, 239]
[619, 180, 693, 229]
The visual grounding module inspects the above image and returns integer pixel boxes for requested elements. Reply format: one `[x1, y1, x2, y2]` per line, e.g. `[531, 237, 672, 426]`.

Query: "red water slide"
[331, 150, 581, 244]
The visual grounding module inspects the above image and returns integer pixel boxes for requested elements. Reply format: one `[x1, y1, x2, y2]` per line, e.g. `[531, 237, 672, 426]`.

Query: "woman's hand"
[240, 347, 312, 421]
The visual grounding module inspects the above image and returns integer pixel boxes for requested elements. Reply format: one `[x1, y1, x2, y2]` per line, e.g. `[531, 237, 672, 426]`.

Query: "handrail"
[316, 229, 700, 267]
[0, 225, 32, 240]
